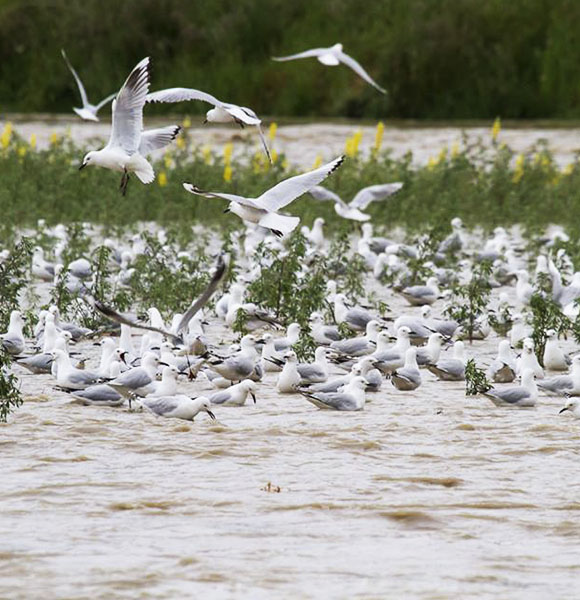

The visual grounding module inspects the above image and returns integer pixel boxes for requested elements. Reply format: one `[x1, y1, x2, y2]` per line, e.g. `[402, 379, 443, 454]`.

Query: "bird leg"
[119, 169, 130, 196]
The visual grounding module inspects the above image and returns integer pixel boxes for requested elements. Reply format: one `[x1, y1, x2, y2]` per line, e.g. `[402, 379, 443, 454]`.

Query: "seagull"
[272, 43, 386, 94]
[391, 347, 422, 391]
[146, 87, 271, 163]
[426, 341, 466, 381]
[559, 399, 580, 419]
[209, 380, 257, 406]
[78, 57, 180, 195]
[487, 340, 517, 383]
[141, 395, 216, 422]
[309, 183, 403, 222]
[61, 49, 116, 121]
[299, 375, 368, 411]
[1, 310, 26, 356]
[183, 156, 344, 237]
[481, 368, 538, 407]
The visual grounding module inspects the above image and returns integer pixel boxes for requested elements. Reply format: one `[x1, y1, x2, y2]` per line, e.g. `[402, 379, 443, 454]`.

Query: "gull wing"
[336, 50, 386, 94]
[254, 155, 345, 212]
[182, 183, 261, 209]
[309, 185, 346, 206]
[350, 183, 403, 209]
[108, 57, 151, 154]
[272, 48, 328, 61]
[95, 92, 117, 111]
[61, 49, 89, 107]
[175, 254, 228, 335]
[139, 126, 181, 155]
[146, 87, 223, 108]
[223, 104, 261, 126]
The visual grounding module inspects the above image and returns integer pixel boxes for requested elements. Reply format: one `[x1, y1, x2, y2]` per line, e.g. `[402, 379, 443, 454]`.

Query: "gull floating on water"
[146, 87, 271, 163]
[209, 380, 257, 406]
[309, 183, 403, 222]
[61, 49, 116, 121]
[79, 57, 180, 195]
[183, 156, 344, 237]
[481, 368, 538, 407]
[272, 43, 386, 94]
[299, 375, 368, 411]
[391, 347, 422, 391]
[141, 395, 216, 421]
[559, 398, 580, 419]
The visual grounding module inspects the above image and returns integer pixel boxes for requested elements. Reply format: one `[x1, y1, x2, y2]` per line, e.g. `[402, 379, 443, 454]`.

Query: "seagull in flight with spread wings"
[272, 43, 386, 94]
[183, 156, 345, 237]
[78, 57, 180, 194]
[309, 182, 403, 221]
[146, 87, 271, 163]
[61, 49, 116, 121]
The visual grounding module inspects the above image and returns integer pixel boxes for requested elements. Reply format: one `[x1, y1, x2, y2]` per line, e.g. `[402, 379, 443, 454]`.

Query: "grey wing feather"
[350, 183, 403, 209]
[139, 126, 181, 155]
[146, 87, 223, 108]
[142, 397, 178, 415]
[61, 49, 88, 106]
[255, 156, 345, 211]
[309, 185, 345, 206]
[182, 183, 261, 209]
[108, 57, 151, 154]
[336, 50, 386, 94]
[272, 48, 327, 61]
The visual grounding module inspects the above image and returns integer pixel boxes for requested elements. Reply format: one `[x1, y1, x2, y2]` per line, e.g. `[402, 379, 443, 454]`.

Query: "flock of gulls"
[2, 46, 580, 423]
[3, 218, 580, 422]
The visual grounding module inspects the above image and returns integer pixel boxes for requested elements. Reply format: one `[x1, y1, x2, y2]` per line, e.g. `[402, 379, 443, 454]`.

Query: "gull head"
[332, 43, 344, 52]
[195, 396, 216, 420]
[79, 150, 97, 170]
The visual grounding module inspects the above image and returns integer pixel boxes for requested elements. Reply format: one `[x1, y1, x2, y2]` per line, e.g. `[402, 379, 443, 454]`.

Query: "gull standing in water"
[183, 156, 344, 237]
[272, 43, 386, 94]
[78, 57, 180, 195]
[146, 87, 271, 163]
[61, 49, 116, 121]
[309, 183, 403, 222]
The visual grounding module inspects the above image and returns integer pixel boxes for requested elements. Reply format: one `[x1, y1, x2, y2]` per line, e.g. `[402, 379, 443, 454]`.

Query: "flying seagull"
[183, 156, 345, 237]
[78, 57, 180, 195]
[91, 253, 228, 344]
[309, 182, 403, 221]
[146, 88, 272, 163]
[272, 43, 386, 94]
[61, 49, 116, 121]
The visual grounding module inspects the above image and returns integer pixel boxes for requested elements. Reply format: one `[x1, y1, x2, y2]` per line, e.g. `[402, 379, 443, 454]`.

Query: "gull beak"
[158, 361, 170, 367]
[206, 408, 216, 420]
[251, 392, 257, 404]
[559, 406, 569, 414]
[120, 351, 128, 365]
[79, 162, 86, 171]
[203, 118, 208, 125]
[223, 208, 230, 214]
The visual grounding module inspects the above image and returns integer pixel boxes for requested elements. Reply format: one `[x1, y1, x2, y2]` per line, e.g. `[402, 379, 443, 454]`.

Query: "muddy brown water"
[2, 267, 580, 599]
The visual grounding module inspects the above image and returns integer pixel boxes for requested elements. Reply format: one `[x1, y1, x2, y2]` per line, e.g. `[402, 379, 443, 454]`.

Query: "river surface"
[4, 116, 580, 168]
[2, 267, 580, 599]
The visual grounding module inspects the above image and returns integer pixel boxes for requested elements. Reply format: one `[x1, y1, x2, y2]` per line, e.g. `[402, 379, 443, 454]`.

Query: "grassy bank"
[1, 120, 579, 238]
[2, 0, 580, 119]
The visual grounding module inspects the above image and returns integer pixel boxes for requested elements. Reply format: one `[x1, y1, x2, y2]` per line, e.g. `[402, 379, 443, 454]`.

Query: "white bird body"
[142, 395, 215, 421]
[183, 156, 344, 237]
[79, 57, 180, 194]
[1, 310, 25, 356]
[516, 339, 544, 379]
[277, 351, 301, 393]
[543, 330, 569, 371]
[272, 43, 386, 94]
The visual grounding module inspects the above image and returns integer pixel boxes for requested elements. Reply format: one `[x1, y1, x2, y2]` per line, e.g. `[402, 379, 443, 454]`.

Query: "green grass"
[1, 122, 580, 241]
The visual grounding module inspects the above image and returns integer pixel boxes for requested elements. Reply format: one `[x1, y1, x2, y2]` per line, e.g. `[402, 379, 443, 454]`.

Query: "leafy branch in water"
[0, 238, 33, 330]
[465, 358, 492, 396]
[529, 291, 571, 365]
[444, 261, 492, 343]
[0, 348, 23, 422]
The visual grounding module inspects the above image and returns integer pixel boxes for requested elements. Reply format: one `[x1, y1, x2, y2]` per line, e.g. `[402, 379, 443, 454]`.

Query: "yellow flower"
[268, 122, 277, 142]
[491, 117, 501, 142]
[29, 134, 37, 149]
[49, 132, 58, 146]
[513, 153, 525, 183]
[18, 145, 26, 157]
[163, 154, 175, 170]
[312, 153, 323, 170]
[438, 147, 448, 163]
[1, 122, 13, 148]
[176, 135, 185, 150]
[373, 121, 384, 154]
[344, 136, 354, 157]
[158, 171, 168, 186]
[202, 145, 212, 165]
[345, 130, 363, 158]
[223, 142, 233, 164]
[223, 165, 232, 183]
[427, 156, 438, 170]
[270, 148, 278, 164]
[281, 158, 289, 171]
[562, 163, 574, 176]
[450, 141, 460, 158]
[182, 116, 192, 129]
